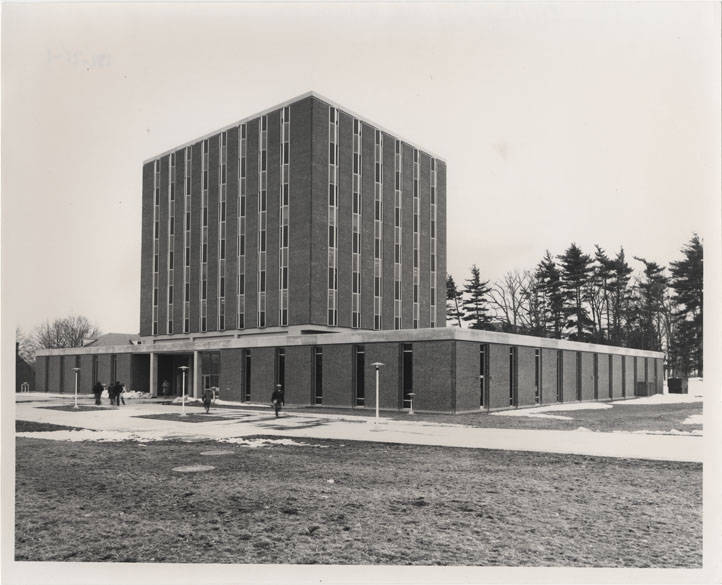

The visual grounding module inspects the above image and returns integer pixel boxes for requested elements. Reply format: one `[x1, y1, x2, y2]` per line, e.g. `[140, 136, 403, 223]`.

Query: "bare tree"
[489, 271, 528, 333]
[34, 315, 101, 350]
[16, 327, 38, 363]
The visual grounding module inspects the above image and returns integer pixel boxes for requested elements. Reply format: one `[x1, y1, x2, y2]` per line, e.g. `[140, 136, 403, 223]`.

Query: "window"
[276, 348, 286, 390]
[480, 344, 487, 407]
[509, 347, 517, 406]
[355, 345, 365, 406]
[534, 349, 541, 404]
[314, 347, 323, 404]
[402, 344, 413, 409]
[243, 350, 252, 401]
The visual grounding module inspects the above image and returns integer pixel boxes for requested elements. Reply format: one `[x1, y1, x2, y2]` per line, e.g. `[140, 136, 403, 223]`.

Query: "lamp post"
[179, 365, 189, 417]
[371, 362, 384, 423]
[72, 367, 80, 409]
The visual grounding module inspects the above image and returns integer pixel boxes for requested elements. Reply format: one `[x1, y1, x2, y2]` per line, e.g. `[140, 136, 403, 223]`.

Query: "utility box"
[668, 377, 688, 394]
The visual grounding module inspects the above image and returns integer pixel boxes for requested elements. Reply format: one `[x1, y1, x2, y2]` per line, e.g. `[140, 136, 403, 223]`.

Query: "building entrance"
[157, 353, 193, 396]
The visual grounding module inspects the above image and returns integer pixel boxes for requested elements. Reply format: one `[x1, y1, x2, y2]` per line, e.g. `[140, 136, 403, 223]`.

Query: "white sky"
[2, 2, 720, 335]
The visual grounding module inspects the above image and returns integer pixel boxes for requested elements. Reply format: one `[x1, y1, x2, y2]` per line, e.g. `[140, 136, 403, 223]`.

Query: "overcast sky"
[2, 2, 720, 335]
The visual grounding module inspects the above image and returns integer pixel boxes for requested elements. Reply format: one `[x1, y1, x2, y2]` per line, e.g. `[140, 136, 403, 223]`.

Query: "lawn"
[15, 435, 701, 566]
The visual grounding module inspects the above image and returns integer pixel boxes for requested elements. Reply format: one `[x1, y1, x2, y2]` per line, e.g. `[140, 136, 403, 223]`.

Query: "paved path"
[15, 394, 702, 462]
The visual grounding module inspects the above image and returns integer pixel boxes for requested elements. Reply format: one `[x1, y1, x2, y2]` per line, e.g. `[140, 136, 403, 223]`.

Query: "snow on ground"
[683, 414, 703, 425]
[492, 402, 612, 418]
[611, 393, 702, 405]
[219, 437, 329, 448]
[16, 429, 158, 442]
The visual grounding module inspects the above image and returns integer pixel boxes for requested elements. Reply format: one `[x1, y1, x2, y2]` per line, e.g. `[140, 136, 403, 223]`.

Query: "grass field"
[15, 435, 701, 566]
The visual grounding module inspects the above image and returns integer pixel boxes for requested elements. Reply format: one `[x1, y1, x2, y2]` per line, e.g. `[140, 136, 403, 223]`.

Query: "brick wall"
[623, 355, 635, 398]
[265, 109, 281, 328]
[562, 350, 577, 402]
[47, 356, 62, 393]
[140, 161, 155, 336]
[62, 356, 77, 394]
[219, 349, 243, 402]
[285, 345, 312, 405]
[455, 341, 480, 412]
[516, 346, 537, 407]
[320, 344, 354, 407]
[540, 348, 558, 404]
[336, 111, 353, 328]
[79, 354, 95, 393]
[413, 340, 454, 413]
[131, 355, 149, 393]
[244, 119, 259, 328]
[580, 352, 595, 401]
[250, 346, 275, 403]
[364, 342, 400, 410]
[35, 356, 48, 392]
[435, 160, 447, 327]
[488, 343, 511, 409]
[611, 355, 623, 399]
[97, 354, 112, 387]
[597, 354, 610, 400]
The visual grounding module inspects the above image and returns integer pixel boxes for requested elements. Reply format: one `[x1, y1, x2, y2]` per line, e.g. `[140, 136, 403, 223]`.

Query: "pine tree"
[591, 245, 614, 343]
[461, 265, 493, 330]
[608, 248, 633, 346]
[558, 243, 593, 341]
[446, 274, 464, 327]
[633, 257, 668, 351]
[535, 251, 564, 338]
[669, 234, 703, 376]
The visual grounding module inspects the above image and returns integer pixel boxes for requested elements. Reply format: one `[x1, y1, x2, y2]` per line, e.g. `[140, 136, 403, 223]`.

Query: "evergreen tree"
[633, 257, 668, 351]
[591, 245, 614, 343]
[669, 234, 703, 376]
[558, 243, 593, 341]
[608, 247, 633, 346]
[535, 251, 564, 338]
[446, 274, 464, 327]
[461, 265, 493, 330]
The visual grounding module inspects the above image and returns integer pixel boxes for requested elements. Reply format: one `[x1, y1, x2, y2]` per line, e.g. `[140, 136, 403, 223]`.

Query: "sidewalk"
[15, 394, 702, 463]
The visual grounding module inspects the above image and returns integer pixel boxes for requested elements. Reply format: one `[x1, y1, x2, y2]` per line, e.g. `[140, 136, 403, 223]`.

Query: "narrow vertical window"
[393, 140, 403, 329]
[509, 347, 517, 406]
[279, 106, 290, 326]
[152, 159, 160, 335]
[167, 152, 176, 334]
[243, 349, 252, 401]
[534, 349, 541, 404]
[351, 119, 362, 328]
[355, 345, 365, 406]
[276, 347, 286, 390]
[412, 149, 420, 328]
[374, 129, 383, 330]
[314, 347, 323, 404]
[218, 132, 227, 331]
[238, 123, 247, 329]
[480, 344, 487, 407]
[556, 350, 563, 402]
[429, 158, 438, 327]
[402, 344, 413, 408]
[576, 352, 582, 401]
[327, 107, 339, 326]
[258, 116, 268, 327]
[199, 139, 209, 332]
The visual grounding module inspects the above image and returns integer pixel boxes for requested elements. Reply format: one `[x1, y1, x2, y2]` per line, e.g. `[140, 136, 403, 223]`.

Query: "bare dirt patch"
[15, 420, 86, 433]
[15, 436, 700, 566]
[135, 413, 230, 423]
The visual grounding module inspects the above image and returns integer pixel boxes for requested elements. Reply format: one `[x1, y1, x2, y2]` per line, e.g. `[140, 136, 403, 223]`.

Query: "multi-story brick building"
[35, 92, 663, 411]
[140, 93, 446, 337]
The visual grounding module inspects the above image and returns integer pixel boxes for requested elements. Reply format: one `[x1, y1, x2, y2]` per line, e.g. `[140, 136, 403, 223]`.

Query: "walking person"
[119, 382, 127, 405]
[107, 382, 116, 406]
[92, 381, 103, 405]
[271, 384, 285, 418]
[201, 386, 214, 414]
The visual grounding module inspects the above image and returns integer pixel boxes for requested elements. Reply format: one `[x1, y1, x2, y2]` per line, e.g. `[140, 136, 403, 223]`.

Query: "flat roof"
[143, 90, 446, 164]
[37, 326, 664, 359]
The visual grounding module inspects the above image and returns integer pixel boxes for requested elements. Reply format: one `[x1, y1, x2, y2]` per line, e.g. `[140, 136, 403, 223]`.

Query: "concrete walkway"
[15, 394, 702, 463]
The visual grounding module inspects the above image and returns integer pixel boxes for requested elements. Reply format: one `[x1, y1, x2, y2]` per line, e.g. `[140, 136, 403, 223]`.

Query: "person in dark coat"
[271, 384, 285, 417]
[92, 381, 103, 405]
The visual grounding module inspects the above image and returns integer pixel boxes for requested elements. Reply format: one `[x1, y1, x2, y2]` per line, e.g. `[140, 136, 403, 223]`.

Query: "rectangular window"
[355, 345, 365, 406]
[402, 344, 413, 409]
[509, 347, 517, 406]
[556, 351, 563, 402]
[314, 347, 323, 405]
[534, 349, 541, 404]
[276, 348, 286, 390]
[243, 350, 252, 401]
[480, 344, 487, 407]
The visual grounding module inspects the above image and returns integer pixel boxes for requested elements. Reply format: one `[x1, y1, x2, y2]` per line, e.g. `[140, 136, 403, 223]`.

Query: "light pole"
[407, 392, 416, 415]
[371, 362, 384, 423]
[72, 367, 80, 409]
[179, 365, 189, 417]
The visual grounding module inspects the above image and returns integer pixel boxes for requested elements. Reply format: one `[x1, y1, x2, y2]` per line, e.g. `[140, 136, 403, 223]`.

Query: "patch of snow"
[612, 394, 702, 405]
[493, 402, 611, 417]
[17, 429, 156, 442]
[220, 437, 328, 448]
[682, 414, 703, 425]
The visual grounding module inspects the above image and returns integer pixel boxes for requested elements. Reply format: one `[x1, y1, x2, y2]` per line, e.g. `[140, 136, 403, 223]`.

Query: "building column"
[149, 352, 157, 397]
[193, 350, 200, 398]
